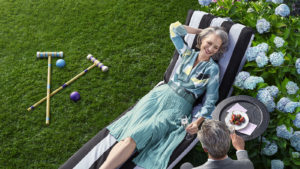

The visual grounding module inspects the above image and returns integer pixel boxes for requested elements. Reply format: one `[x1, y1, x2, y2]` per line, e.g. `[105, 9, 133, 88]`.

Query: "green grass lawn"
[0, 0, 239, 168]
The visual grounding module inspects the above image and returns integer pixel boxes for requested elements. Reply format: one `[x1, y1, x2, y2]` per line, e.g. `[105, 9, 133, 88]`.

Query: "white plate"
[225, 111, 249, 131]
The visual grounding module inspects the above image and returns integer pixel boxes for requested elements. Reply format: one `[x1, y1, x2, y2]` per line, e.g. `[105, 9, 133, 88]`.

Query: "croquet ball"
[56, 59, 66, 68]
[70, 91, 80, 102]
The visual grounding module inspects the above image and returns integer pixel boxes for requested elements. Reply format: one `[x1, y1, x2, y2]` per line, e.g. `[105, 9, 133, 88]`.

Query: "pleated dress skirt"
[107, 84, 193, 169]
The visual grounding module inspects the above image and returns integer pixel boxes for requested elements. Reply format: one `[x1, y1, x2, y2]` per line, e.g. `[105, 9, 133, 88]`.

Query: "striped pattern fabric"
[59, 10, 254, 169]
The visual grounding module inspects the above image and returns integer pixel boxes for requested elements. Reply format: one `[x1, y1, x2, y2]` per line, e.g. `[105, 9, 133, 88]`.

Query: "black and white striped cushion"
[59, 10, 254, 169]
[165, 10, 254, 103]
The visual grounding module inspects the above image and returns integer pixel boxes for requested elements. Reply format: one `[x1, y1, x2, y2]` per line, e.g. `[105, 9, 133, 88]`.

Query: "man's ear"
[203, 147, 208, 153]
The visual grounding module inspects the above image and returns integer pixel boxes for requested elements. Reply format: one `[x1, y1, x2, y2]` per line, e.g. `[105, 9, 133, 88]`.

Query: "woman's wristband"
[196, 117, 205, 126]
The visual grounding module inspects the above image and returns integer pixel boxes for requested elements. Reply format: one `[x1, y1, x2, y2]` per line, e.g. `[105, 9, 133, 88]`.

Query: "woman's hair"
[196, 27, 229, 61]
[197, 119, 231, 159]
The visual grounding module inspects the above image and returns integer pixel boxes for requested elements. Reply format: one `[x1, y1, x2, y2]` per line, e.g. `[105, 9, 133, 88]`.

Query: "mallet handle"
[37, 51, 63, 58]
[27, 64, 97, 111]
[46, 56, 51, 125]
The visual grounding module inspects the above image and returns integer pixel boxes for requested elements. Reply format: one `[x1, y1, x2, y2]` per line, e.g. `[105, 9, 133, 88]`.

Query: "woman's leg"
[99, 137, 137, 169]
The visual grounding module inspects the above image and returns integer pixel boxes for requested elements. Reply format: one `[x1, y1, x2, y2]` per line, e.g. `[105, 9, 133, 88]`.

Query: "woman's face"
[199, 33, 222, 58]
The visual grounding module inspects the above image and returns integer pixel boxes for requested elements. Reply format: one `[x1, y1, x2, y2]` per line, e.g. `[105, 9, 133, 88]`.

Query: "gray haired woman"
[100, 22, 229, 169]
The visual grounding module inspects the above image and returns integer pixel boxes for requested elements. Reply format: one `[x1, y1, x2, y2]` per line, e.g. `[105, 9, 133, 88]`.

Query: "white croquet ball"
[102, 66, 108, 72]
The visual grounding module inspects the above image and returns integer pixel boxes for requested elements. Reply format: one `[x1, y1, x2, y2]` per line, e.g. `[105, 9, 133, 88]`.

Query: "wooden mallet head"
[87, 54, 108, 72]
[37, 51, 63, 58]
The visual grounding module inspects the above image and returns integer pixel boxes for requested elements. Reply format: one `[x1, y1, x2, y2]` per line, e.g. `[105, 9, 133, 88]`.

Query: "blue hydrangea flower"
[262, 141, 278, 156]
[276, 124, 294, 140]
[271, 159, 284, 169]
[247, 7, 254, 13]
[234, 71, 250, 89]
[245, 47, 259, 61]
[274, 36, 285, 48]
[284, 102, 300, 113]
[292, 152, 300, 158]
[269, 52, 284, 66]
[257, 88, 276, 112]
[257, 43, 269, 53]
[295, 58, 300, 74]
[293, 112, 300, 128]
[286, 81, 299, 95]
[290, 131, 300, 151]
[296, 58, 300, 68]
[265, 86, 279, 98]
[244, 76, 264, 90]
[260, 136, 271, 145]
[271, 0, 283, 4]
[275, 4, 290, 17]
[256, 52, 269, 67]
[256, 18, 270, 34]
[198, 0, 212, 6]
[276, 97, 291, 112]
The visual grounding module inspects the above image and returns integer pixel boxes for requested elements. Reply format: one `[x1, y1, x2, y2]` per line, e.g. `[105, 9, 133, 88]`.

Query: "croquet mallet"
[37, 51, 63, 125]
[28, 54, 108, 112]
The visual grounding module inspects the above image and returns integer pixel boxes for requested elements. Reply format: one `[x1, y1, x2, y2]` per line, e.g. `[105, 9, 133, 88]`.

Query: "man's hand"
[230, 133, 245, 151]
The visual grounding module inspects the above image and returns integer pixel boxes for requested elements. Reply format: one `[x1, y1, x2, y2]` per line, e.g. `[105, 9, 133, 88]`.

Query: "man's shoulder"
[191, 163, 209, 169]
[228, 153, 254, 169]
[193, 158, 254, 169]
[230, 158, 254, 169]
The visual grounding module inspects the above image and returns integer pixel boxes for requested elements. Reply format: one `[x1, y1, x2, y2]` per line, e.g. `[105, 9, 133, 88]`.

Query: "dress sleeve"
[169, 21, 192, 58]
[195, 66, 220, 119]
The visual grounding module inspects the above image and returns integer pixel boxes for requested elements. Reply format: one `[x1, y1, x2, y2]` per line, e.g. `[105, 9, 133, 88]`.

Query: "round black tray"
[212, 95, 269, 141]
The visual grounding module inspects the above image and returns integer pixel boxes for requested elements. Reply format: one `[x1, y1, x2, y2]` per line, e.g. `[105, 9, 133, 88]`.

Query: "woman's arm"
[196, 67, 220, 119]
[186, 67, 220, 135]
[183, 25, 202, 35]
[169, 21, 192, 57]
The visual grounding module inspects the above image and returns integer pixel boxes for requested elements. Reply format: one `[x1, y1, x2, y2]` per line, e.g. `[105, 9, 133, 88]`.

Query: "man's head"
[197, 119, 231, 159]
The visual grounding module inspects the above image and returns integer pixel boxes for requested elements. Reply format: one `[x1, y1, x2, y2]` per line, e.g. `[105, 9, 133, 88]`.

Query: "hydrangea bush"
[262, 142, 279, 156]
[256, 18, 270, 34]
[257, 87, 276, 112]
[276, 124, 293, 139]
[269, 52, 284, 66]
[273, 36, 285, 48]
[296, 58, 300, 74]
[286, 81, 299, 95]
[293, 112, 300, 128]
[256, 52, 269, 67]
[275, 4, 290, 17]
[271, 159, 284, 169]
[197, 0, 300, 168]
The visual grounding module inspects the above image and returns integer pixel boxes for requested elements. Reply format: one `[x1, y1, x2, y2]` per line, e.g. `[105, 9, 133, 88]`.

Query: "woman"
[100, 21, 229, 169]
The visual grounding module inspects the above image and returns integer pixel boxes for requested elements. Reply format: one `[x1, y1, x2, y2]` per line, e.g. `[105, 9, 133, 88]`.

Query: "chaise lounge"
[59, 9, 254, 169]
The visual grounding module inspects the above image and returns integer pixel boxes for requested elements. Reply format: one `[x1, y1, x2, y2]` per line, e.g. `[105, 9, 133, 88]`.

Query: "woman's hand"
[183, 25, 202, 34]
[185, 121, 199, 134]
[185, 117, 205, 135]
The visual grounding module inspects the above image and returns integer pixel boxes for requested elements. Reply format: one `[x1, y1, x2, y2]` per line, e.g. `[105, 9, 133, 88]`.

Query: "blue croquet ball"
[56, 59, 66, 68]
[70, 91, 80, 102]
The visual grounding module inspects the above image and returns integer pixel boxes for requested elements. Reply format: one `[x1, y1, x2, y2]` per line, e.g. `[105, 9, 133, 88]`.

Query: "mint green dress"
[107, 21, 220, 169]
